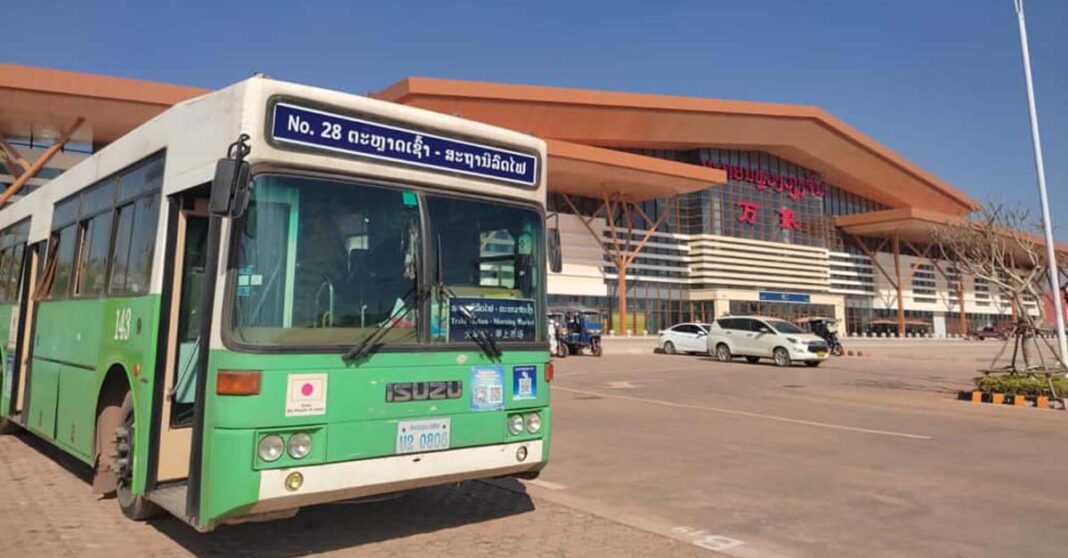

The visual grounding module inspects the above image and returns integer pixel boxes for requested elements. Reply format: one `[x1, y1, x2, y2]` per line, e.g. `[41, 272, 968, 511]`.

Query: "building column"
[892, 234, 905, 337]
[958, 279, 968, 335]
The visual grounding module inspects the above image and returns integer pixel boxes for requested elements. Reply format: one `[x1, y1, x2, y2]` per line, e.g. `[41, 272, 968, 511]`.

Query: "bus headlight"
[507, 415, 525, 435]
[525, 413, 541, 434]
[258, 434, 285, 462]
[287, 432, 313, 459]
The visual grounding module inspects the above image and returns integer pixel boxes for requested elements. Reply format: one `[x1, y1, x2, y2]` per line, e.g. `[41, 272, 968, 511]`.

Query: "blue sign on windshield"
[448, 297, 537, 343]
[270, 102, 538, 187]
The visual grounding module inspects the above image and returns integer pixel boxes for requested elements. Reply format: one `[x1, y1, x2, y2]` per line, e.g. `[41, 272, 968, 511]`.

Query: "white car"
[658, 322, 715, 355]
[706, 316, 829, 367]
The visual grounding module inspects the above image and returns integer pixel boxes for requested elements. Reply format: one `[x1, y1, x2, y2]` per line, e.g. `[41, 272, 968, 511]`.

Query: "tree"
[931, 202, 1064, 380]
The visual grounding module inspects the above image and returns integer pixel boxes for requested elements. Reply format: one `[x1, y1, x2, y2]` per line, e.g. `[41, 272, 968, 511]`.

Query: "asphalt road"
[533, 342, 1068, 557]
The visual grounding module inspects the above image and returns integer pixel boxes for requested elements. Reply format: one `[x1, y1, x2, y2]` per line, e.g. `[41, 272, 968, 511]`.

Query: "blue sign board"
[512, 365, 538, 401]
[270, 102, 538, 187]
[759, 291, 811, 304]
[448, 297, 537, 343]
[470, 366, 505, 412]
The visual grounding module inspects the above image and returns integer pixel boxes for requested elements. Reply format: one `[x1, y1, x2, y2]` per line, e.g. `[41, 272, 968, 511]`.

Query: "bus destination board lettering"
[270, 102, 538, 187]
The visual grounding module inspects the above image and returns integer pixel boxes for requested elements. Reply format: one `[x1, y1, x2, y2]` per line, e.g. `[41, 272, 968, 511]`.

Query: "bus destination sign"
[270, 102, 538, 187]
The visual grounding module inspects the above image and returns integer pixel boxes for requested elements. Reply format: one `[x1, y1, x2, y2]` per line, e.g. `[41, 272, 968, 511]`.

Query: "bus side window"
[41, 226, 77, 300]
[73, 213, 113, 297]
[108, 193, 160, 296]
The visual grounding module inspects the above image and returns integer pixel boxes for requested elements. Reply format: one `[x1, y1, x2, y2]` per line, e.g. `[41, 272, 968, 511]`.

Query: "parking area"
[537, 339, 1068, 557]
[1, 339, 1065, 557]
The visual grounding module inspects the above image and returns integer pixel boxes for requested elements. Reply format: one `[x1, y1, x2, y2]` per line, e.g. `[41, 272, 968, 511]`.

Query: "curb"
[956, 391, 1054, 409]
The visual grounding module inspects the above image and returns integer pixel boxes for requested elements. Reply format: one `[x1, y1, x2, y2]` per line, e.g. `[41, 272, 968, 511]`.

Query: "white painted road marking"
[556, 386, 933, 440]
[673, 526, 746, 552]
[605, 381, 638, 389]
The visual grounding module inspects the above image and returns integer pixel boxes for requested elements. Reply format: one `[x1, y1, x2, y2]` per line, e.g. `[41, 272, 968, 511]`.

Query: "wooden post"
[560, 193, 677, 337]
[0, 118, 84, 207]
[893, 234, 905, 337]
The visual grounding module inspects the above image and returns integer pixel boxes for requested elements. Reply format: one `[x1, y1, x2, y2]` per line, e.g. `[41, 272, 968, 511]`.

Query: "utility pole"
[1013, 0, 1068, 368]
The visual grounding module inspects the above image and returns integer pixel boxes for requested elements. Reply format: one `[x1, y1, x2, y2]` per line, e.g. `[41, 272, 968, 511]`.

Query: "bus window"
[49, 225, 78, 299]
[7, 243, 25, 302]
[125, 194, 159, 294]
[108, 193, 159, 295]
[107, 203, 135, 293]
[427, 195, 543, 343]
[74, 212, 113, 297]
[230, 175, 421, 347]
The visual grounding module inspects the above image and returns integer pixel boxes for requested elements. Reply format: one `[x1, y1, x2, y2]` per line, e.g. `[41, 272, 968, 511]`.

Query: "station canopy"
[0, 63, 207, 148]
[546, 139, 724, 202]
[372, 77, 979, 215]
[838, 207, 1068, 259]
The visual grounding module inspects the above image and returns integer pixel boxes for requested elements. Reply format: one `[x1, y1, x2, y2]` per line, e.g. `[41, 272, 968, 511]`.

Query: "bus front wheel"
[114, 391, 160, 521]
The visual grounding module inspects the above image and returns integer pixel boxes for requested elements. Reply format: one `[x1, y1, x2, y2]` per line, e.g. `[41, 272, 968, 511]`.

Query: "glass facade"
[728, 300, 836, 323]
[548, 146, 1015, 336]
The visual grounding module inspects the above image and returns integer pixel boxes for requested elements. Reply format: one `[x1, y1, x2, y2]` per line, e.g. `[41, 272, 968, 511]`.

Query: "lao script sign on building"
[269, 102, 539, 187]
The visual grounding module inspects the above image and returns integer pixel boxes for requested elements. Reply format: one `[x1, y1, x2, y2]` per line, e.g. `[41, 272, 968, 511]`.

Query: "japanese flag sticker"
[285, 373, 328, 417]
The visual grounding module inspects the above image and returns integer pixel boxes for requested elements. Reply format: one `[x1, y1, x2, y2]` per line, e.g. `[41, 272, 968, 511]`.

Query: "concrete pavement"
[532, 349, 1068, 557]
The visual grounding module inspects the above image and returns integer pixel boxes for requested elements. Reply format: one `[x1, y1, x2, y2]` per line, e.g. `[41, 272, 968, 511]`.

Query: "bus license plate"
[396, 418, 451, 454]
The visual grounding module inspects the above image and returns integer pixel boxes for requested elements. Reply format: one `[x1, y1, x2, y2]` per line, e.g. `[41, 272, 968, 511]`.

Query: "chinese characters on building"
[734, 202, 801, 230]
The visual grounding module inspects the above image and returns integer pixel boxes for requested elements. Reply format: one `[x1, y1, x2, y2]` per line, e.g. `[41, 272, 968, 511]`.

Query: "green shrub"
[974, 374, 1068, 396]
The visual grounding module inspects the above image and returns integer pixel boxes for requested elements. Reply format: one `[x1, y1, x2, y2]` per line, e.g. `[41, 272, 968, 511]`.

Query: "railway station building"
[1, 64, 1058, 337]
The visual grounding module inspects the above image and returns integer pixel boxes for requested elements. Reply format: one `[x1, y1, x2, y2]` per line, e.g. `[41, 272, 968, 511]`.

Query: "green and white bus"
[0, 76, 555, 531]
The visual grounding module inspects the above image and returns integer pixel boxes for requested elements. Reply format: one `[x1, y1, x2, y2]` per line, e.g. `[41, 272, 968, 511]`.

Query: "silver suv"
[706, 316, 829, 367]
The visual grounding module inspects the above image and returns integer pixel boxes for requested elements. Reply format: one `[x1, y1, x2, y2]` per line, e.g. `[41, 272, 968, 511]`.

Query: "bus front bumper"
[245, 440, 544, 515]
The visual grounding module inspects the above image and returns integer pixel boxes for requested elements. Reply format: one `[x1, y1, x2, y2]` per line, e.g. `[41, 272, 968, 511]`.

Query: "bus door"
[155, 193, 209, 484]
[5, 241, 40, 424]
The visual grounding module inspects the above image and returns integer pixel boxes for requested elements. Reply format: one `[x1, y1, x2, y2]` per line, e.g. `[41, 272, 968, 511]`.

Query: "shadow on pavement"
[13, 431, 537, 557]
[149, 478, 536, 557]
[15, 430, 94, 484]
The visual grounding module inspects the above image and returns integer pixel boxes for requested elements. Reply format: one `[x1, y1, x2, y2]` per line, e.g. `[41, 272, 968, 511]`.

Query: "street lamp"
[1012, 0, 1068, 369]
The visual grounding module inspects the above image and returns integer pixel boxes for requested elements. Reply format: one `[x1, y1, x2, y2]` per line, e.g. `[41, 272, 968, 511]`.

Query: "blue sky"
[7, 0, 1067, 238]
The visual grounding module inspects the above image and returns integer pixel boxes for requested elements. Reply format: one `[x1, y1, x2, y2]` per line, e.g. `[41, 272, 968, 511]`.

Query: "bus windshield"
[427, 195, 543, 344]
[229, 174, 543, 348]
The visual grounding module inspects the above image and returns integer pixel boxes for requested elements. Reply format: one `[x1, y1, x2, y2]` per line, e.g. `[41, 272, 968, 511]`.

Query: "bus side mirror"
[548, 228, 563, 273]
[210, 158, 251, 218]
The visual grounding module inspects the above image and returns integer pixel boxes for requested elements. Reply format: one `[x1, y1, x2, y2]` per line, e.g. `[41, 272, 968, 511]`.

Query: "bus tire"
[114, 391, 161, 521]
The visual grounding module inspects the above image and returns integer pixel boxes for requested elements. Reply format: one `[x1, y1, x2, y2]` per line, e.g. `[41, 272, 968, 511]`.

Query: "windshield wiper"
[343, 283, 423, 363]
[434, 235, 502, 359]
[436, 280, 501, 359]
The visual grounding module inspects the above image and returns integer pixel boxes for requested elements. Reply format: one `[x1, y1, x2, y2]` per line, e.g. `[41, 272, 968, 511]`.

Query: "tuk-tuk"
[548, 305, 603, 357]
[796, 316, 845, 356]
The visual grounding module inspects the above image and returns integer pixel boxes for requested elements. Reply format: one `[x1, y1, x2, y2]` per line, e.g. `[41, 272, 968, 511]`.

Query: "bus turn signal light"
[545, 362, 554, 383]
[217, 370, 262, 395]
